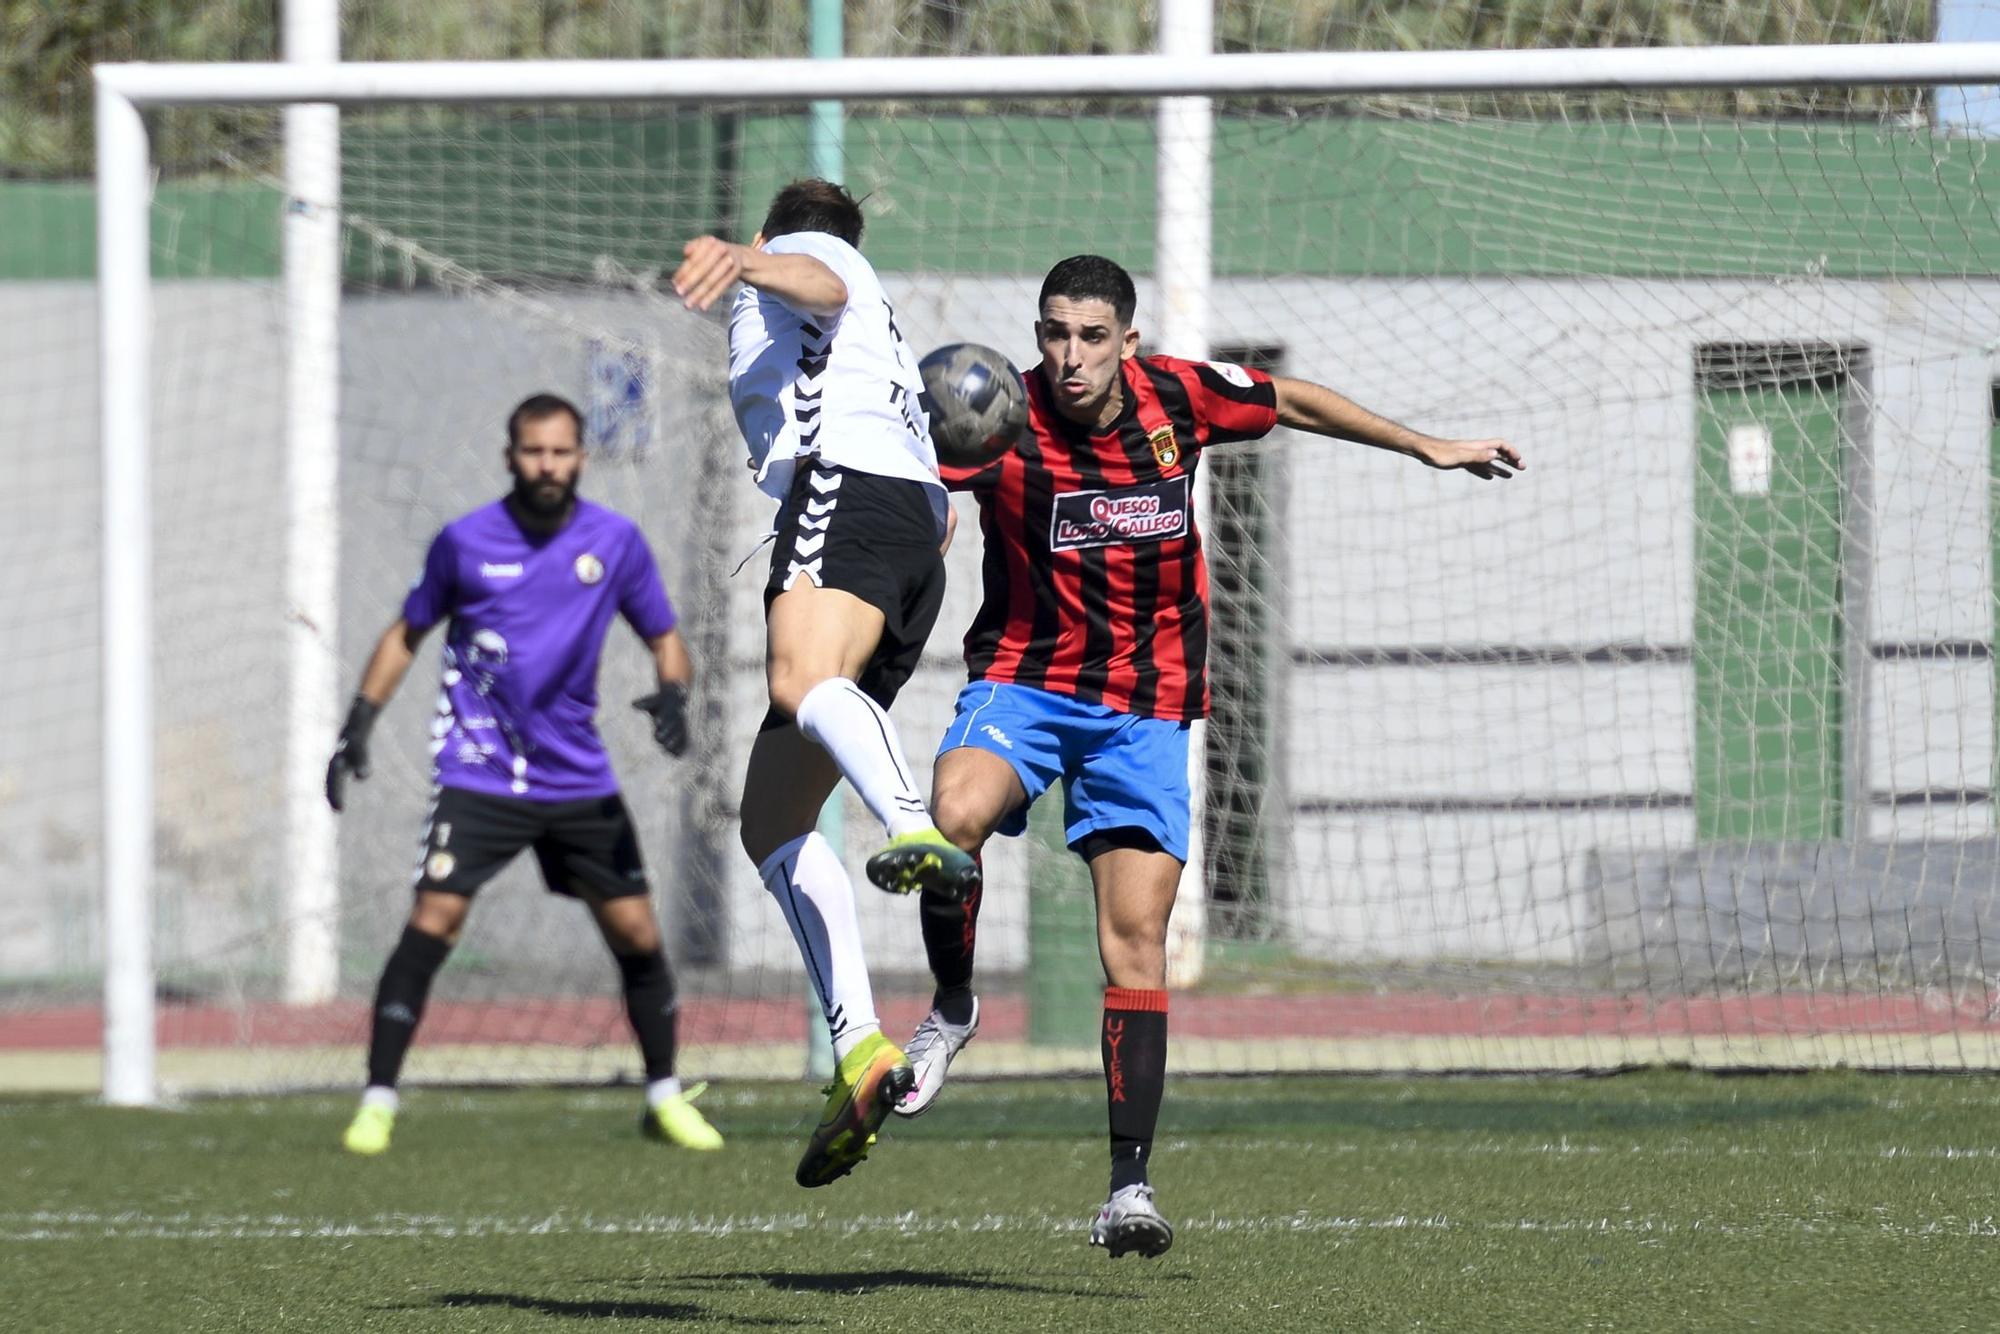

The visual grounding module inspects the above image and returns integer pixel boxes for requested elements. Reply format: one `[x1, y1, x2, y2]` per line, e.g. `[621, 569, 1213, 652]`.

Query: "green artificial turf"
[7, 1072, 2000, 1331]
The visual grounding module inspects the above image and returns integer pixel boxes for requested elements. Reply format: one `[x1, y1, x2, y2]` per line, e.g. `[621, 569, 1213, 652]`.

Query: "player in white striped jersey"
[673, 179, 977, 1187]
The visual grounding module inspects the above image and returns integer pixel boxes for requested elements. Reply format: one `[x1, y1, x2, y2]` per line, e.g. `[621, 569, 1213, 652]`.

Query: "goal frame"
[94, 41, 2000, 1105]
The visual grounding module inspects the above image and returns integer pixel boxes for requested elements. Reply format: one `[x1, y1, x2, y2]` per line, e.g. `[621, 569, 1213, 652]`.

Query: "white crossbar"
[96, 43, 2000, 107]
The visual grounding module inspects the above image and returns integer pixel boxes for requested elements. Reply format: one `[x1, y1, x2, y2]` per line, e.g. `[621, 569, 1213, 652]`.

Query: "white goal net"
[7, 47, 2000, 1095]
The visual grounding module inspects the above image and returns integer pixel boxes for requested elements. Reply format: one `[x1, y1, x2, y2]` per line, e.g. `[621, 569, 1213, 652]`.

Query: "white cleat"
[1090, 1183, 1175, 1259]
[891, 996, 980, 1118]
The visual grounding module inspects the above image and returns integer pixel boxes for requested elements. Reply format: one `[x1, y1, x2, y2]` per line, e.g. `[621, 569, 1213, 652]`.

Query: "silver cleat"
[892, 996, 980, 1118]
[1089, 1183, 1175, 1259]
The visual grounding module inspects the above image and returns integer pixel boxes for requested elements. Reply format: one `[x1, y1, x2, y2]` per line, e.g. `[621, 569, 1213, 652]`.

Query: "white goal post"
[94, 41, 2000, 1106]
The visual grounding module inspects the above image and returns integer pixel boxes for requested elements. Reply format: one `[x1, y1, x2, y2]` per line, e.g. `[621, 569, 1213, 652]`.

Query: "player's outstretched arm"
[632, 629, 694, 758]
[671, 235, 847, 317]
[1272, 376, 1524, 481]
[325, 618, 429, 812]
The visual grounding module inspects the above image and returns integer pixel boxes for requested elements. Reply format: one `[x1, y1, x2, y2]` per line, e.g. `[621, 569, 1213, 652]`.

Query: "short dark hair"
[507, 393, 584, 447]
[761, 178, 865, 248]
[1038, 254, 1137, 326]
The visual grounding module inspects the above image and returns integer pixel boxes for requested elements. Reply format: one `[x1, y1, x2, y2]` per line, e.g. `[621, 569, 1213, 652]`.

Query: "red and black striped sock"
[919, 861, 983, 1025]
[1102, 986, 1169, 1193]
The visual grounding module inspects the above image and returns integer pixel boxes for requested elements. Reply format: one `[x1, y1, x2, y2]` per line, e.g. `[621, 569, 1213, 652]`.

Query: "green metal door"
[1693, 346, 1852, 842]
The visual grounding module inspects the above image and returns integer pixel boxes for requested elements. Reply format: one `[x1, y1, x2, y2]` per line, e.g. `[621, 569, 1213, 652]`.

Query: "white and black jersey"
[726, 231, 946, 539]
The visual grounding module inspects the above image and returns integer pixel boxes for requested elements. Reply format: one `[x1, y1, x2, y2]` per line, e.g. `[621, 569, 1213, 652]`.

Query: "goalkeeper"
[902, 255, 1523, 1256]
[325, 392, 721, 1157]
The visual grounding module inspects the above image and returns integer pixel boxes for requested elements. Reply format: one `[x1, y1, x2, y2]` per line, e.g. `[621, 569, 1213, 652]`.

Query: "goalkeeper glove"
[325, 695, 381, 813]
[633, 682, 691, 758]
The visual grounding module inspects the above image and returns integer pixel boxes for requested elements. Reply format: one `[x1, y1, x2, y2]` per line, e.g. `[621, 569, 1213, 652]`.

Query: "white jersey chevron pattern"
[726, 231, 946, 539]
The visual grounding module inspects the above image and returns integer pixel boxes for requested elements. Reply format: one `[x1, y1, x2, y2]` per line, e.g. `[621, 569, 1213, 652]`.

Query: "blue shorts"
[936, 681, 1192, 862]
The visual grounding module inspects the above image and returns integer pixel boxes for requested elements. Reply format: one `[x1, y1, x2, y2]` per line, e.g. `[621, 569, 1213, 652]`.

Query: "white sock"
[795, 678, 933, 839]
[645, 1076, 683, 1108]
[759, 831, 882, 1062]
[361, 1085, 398, 1113]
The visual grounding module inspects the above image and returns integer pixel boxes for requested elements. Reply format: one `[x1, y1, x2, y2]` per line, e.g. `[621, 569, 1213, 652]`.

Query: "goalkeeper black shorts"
[412, 786, 649, 902]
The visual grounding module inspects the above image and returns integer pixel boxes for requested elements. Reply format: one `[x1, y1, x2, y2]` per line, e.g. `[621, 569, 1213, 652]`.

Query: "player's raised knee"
[930, 785, 994, 854]
[931, 749, 1020, 852]
[765, 661, 833, 721]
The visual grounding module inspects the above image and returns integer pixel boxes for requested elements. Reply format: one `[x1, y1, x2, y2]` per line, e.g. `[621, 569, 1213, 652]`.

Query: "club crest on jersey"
[1147, 424, 1180, 469]
[574, 553, 604, 585]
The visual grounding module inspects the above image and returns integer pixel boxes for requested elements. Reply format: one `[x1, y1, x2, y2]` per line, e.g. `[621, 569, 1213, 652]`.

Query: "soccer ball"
[919, 343, 1029, 469]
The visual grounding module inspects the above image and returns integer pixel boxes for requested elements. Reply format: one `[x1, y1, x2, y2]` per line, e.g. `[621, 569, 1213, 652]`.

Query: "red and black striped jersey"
[941, 354, 1279, 721]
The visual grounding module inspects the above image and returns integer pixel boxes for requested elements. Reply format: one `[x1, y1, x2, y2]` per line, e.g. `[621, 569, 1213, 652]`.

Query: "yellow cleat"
[341, 1103, 395, 1156]
[794, 1033, 914, 1188]
[640, 1081, 724, 1151]
[864, 828, 981, 902]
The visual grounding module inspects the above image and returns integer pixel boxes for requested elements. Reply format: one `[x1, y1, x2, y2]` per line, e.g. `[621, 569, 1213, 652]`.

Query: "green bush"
[0, 1, 1934, 177]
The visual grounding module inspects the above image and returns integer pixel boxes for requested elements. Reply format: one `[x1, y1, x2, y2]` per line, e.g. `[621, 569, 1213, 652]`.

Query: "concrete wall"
[1260, 277, 2000, 965]
[6, 272, 1998, 998]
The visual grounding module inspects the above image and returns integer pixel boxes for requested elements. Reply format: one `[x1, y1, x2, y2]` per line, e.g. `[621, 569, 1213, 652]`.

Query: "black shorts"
[762, 458, 946, 722]
[413, 786, 649, 902]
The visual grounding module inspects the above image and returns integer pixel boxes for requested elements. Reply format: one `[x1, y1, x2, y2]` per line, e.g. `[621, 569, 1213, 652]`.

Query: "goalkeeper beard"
[505, 468, 578, 536]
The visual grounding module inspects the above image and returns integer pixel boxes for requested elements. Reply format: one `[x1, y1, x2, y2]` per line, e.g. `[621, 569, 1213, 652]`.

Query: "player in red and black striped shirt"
[893, 255, 1523, 1257]
[950, 324, 1277, 723]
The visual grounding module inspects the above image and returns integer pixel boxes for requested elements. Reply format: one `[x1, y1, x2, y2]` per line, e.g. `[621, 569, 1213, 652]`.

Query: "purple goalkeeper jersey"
[401, 498, 677, 801]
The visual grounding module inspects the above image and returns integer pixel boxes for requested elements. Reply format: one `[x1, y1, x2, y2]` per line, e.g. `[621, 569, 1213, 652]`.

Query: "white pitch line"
[1170, 1137, 2000, 1162]
[9, 1207, 2000, 1244]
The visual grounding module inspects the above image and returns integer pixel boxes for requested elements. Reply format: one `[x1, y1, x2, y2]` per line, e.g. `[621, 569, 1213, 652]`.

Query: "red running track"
[7, 990, 2000, 1050]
